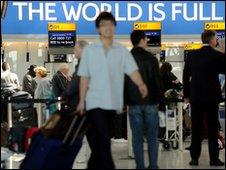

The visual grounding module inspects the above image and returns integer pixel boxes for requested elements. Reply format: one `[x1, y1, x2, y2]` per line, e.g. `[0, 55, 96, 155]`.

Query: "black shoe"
[210, 159, 224, 166]
[189, 160, 199, 166]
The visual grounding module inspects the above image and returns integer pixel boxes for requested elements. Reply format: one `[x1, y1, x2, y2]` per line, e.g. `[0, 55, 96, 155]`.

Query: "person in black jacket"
[52, 64, 70, 97]
[158, 62, 183, 139]
[183, 30, 225, 166]
[125, 30, 163, 169]
[22, 64, 37, 96]
[160, 62, 183, 93]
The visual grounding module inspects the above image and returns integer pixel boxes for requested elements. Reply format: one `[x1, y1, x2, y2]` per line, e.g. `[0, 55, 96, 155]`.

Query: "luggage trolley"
[162, 104, 179, 150]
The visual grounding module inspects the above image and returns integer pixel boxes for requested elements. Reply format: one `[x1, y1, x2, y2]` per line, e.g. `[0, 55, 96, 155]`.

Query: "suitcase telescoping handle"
[70, 116, 86, 145]
[42, 112, 86, 145]
[63, 114, 86, 146]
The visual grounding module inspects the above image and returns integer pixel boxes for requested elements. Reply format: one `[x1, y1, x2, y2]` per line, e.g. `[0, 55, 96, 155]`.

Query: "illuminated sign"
[184, 43, 202, 50]
[134, 22, 161, 47]
[205, 22, 225, 30]
[48, 22, 76, 31]
[48, 22, 76, 47]
[1, 1, 225, 35]
[134, 22, 161, 30]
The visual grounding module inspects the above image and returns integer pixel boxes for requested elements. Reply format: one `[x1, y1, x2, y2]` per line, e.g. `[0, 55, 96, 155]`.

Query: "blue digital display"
[48, 31, 76, 47]
[145, 30, 161, 47]
[216, 31, 225, 39]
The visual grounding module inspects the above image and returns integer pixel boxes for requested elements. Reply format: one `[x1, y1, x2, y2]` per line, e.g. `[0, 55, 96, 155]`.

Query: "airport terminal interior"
[1, 1, 225, 169]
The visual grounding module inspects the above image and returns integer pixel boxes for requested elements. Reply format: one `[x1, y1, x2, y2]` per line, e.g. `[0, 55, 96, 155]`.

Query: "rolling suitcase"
[8, 127, 27, 153]
[20, 113, 91, 169]
[11, 91, 32, 111]
[12, 107, 38, 128]
[1, 122, 9, 147]
[7, 98, 38, 153]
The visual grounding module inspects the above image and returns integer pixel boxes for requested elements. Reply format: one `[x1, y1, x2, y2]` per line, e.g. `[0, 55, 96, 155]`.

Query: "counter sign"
[134, 22, 161, 30]
[48, 22, 76, 47]
[134, 22, 161, 47]
[205, 22, 225, 30]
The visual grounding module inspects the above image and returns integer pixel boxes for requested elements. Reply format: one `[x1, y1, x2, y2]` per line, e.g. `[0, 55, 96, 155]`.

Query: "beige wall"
[1, 42, 76, 84]
[1, 40, 188, 85]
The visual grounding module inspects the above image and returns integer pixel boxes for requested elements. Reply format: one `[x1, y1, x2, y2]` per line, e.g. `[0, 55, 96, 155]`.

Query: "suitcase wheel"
[163, 141, 171, 150]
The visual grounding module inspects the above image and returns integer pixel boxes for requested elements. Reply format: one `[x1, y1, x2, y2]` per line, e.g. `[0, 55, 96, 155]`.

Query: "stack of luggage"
[20, 112, 91, 169]
[1, 84, 39, 168]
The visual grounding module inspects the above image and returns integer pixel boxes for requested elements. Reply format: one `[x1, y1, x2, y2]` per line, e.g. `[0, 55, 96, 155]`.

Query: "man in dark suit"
[61, 40, 88, 111]
[183, 30, 225, 166]
[52, 63, 70, 97]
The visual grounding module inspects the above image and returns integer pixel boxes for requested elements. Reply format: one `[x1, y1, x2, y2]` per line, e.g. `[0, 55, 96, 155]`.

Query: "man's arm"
[129, 70, 148, 98]
[123, 48, 148, 98]
[14, 74, 20, 89]
[183, 52, 192, 103]
[76, 76, 89, 115]
[76, 46, 90, 115]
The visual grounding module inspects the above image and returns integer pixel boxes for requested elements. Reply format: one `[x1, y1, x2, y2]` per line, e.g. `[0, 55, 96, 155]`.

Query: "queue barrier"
[4, 97, 63, 128]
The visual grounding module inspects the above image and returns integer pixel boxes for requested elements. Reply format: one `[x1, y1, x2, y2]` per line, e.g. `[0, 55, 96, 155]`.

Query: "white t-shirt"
[1, 70, 20, 88]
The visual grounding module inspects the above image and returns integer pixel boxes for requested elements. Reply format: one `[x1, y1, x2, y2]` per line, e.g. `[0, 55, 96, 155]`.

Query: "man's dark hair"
[160, 62, 173, 75]
[95, 12, 116, 28]
[130, 30, 146, 46]
[201, 30, 216, 44]
[2, 62, 8, 71]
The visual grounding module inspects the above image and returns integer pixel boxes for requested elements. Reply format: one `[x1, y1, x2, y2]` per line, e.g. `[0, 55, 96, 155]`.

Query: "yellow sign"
[134, 22, 161, 30]
[48, 22, 76, 31]
[161, 44, 166, 51]
[184, 43, 202, 50]
[205, 22, 225, 30]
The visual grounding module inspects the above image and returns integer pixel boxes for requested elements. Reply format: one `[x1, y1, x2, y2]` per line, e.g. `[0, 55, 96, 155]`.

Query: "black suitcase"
[12, 108, 38, 128]
[1, 122, 9, 147]
[8, 127, 28, 153]
[20, 113, 91, 169]
[11, 91, 32, 111]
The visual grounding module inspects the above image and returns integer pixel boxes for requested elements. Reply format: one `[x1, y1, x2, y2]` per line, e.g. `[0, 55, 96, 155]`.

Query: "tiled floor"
[73, 140, 225, 169]
[3, 141, 225, 169]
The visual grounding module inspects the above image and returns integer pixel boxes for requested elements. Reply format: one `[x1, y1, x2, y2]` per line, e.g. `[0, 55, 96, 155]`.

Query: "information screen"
[145, 30, 161, 47]
[216, 30, 225, 39]
[160, 50, 165, 62]
[48, 31, 76, 47]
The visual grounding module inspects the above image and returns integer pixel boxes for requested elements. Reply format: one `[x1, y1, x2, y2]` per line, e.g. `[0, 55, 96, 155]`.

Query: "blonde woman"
[34, 66, 51, 99]
[34, 66, 56, 122]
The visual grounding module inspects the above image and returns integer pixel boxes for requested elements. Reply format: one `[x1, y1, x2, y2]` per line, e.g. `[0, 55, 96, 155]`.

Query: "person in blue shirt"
[76, 12, 148, 169]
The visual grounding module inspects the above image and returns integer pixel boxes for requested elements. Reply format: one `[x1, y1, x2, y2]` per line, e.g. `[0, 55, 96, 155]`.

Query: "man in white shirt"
[76, 12, 148, 169]
[1, 62, 20, 88]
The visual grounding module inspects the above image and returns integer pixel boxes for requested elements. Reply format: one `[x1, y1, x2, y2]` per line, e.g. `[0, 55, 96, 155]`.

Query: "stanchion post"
[37, 103, 42, 128]
[57, 97, 61, 110]
[127, 106, 134, 158]
[7, 97, 12, 128]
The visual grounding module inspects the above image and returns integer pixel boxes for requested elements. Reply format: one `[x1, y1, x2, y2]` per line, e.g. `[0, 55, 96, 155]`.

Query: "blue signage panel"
[2, 1, 225, 35]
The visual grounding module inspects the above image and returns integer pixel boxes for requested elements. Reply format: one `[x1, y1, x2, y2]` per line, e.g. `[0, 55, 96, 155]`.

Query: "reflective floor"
[2, 140, 225, 169]
[74, 140, 225, 169]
